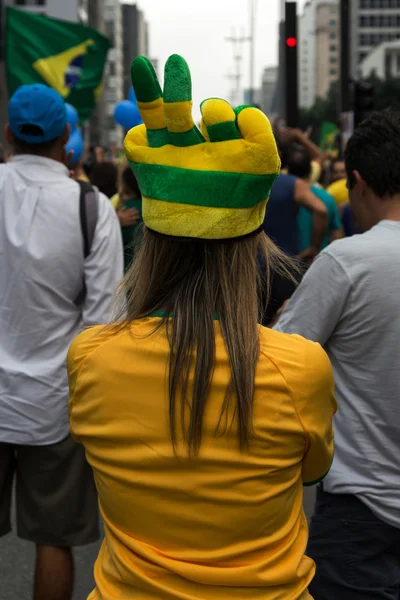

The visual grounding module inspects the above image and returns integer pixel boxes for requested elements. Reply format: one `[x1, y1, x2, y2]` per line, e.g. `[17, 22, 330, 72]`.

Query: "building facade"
[122, 3, 149, 99]
[8, 0, 81, 21]
[350, 0, 400, 78]
[86, 0, 106, 146]
[360, 39, 400, 78]
[102, 0, 123, 146]
[315, 3, 340, 99]
[261, 67, 277, 116]
[299, 0, 338, 109]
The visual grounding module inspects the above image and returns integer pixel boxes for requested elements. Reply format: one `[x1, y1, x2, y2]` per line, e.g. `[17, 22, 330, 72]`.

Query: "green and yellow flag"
[6, 7, 110, 123]
[319, 121, 339, 151]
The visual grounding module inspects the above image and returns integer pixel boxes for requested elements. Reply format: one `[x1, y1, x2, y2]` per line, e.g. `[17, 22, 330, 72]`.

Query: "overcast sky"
[123, 0, 307, 114]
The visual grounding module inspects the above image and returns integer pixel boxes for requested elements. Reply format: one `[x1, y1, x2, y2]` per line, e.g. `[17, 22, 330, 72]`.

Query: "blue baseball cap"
[8, 84, 67, 144]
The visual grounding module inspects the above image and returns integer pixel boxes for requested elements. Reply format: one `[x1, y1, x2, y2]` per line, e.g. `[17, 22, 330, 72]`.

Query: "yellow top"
[326, 178, 349, 206]
[67, 319, 336, 600]
[110, 193, 121, 210]
[310, 160, 322, 185]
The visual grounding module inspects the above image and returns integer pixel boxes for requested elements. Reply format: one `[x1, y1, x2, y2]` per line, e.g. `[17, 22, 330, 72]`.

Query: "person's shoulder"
[258, 326, 330, 383]
[311, 185, 335, 206]
[97, 189, 119, 216]
[322, 229, 374, 267]
[110, 193, 120, 210]
[0, 163, 9, 184]
[326, 178, 348, 205]
[67, 324, 124, 374]
[274, 173, 297, 186]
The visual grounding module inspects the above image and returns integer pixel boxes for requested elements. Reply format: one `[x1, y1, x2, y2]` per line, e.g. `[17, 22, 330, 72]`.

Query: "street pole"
[285, 1, 299, 127]
[340, 0, 351, 113]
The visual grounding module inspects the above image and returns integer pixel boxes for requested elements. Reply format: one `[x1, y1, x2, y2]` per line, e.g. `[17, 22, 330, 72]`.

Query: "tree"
[299, 82, 340, 144]
[299, 75, 400, 144]
[365, 73, 400, 112]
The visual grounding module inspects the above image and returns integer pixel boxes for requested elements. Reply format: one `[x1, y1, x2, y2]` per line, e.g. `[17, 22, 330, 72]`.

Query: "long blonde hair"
[116, 228, 298, 455]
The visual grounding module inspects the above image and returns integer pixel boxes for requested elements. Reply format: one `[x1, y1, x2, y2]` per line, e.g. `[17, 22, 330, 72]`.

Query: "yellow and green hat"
[124, 54, 280, 240]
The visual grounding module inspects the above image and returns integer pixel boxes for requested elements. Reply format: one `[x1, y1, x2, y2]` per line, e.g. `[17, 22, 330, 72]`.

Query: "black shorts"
[308, 487, 400, 599]
[0, 435, 99, 547]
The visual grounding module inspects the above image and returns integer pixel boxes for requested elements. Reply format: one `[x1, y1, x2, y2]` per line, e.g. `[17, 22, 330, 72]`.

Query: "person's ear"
[61, 123, 71, 145]
[5, 124, 14, 147]
[352, 170, 368, 198]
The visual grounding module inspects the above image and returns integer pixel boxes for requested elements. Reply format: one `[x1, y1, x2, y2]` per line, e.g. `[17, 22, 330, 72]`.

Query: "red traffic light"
[286, 37, 297, 48]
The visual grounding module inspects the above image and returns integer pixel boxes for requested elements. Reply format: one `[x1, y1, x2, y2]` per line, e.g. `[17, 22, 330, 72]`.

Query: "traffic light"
[354, 81, 375, 127]
[285, 2, 298, 127]
[286, 37, 297, 48]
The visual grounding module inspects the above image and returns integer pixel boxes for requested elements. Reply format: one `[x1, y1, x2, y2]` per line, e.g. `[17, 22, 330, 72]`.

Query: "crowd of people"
[0, 53, 399, 600]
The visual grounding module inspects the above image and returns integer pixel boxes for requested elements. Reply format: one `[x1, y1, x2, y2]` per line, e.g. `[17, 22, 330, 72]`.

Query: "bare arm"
[281, 127, 323, 162]
[294, 179, 328, 260]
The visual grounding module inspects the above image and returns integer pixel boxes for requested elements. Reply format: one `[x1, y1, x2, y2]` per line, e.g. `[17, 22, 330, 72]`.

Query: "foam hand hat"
[124, 54, 280, 240]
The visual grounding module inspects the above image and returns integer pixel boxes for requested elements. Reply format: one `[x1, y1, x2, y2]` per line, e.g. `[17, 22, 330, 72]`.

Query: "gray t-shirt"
[275, 220, 400, 528]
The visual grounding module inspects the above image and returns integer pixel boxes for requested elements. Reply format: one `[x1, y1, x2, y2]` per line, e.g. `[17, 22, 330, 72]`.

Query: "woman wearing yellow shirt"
[67, 55, 336, 600]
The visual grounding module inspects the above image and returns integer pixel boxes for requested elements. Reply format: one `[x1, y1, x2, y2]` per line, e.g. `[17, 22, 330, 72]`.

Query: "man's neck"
[378, 195, 400, 223]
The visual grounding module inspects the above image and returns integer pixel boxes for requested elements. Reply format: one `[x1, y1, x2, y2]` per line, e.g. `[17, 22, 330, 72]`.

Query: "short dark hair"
[345, 110, 400, 197]
[121, 166, 141, 198]
[90, 162, 118, 199]
[287, 149, 312, 180]
[13, 125, 61, 156]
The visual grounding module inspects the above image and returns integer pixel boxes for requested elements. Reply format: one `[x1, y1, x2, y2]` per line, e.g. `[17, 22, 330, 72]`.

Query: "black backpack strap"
[74, 181, 99, 307]
[78, 180, 98, 259]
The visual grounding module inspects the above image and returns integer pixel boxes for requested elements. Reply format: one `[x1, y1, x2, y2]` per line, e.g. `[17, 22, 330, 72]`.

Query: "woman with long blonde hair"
[68, 55, 336, 600]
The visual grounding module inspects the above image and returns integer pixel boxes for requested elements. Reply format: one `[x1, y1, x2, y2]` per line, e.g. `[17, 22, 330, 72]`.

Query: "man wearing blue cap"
[0, 84, 123, 600]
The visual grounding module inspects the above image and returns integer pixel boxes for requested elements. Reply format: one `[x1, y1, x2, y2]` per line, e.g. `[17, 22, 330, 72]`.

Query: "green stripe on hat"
[147, 128, 169, 148]
[129, 161, 279, 209]
[131, 57, 162, 103]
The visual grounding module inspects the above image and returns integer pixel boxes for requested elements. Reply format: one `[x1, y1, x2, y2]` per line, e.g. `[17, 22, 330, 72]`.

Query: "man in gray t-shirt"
[275, 110, 400, 599]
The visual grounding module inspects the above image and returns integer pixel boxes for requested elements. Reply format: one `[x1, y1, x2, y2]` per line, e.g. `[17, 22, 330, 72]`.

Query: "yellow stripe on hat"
[142, 196, 268, 240]
[137, 98, 165, 131]
[125, 136, 279, 177]
[164, 100, 194, 133]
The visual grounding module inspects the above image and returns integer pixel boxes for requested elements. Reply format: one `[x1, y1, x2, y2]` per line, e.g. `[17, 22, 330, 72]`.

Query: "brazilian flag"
[6, 7, 110, 123]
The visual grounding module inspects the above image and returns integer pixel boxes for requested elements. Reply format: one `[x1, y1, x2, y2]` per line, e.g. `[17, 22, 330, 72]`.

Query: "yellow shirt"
[110, 193, 121, 210]
[326, 178, 349, 206]
[310, 160, 321, 185]
[68, 319, 336, 600]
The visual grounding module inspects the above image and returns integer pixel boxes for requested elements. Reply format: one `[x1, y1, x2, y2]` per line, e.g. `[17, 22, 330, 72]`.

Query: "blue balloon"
[114, 100, 142, 129]
[128, 86, 137, 104]
[65, 128, 84, 166]
[65, 103, 79, 130]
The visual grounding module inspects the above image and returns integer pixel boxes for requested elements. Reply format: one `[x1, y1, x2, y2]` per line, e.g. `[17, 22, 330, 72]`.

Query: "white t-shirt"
[275, 220, 400, 529]
[0, 155, 123, 445]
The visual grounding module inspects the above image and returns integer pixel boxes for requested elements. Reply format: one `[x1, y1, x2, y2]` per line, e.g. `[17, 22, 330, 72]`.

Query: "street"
[0, 489, 317, 599]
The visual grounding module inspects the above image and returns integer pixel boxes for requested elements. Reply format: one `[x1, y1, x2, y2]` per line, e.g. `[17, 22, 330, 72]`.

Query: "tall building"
[6, 0, 83, 21]
[261, 67, 278, 116]
[315, 2, 340, 99]
[102, 0, 124, 146]
[270, 20, 285, 118]
[360, 39, 400, 78]
[86, 0, 106, 146]
[299, 0, 338, 109]
[350, 0, 400, 78]
[122, 4, 149, 99]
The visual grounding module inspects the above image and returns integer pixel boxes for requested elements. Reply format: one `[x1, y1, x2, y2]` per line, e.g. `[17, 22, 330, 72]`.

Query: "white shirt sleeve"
[274, 251, 352, 346]
[82, 192, 124, 326]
